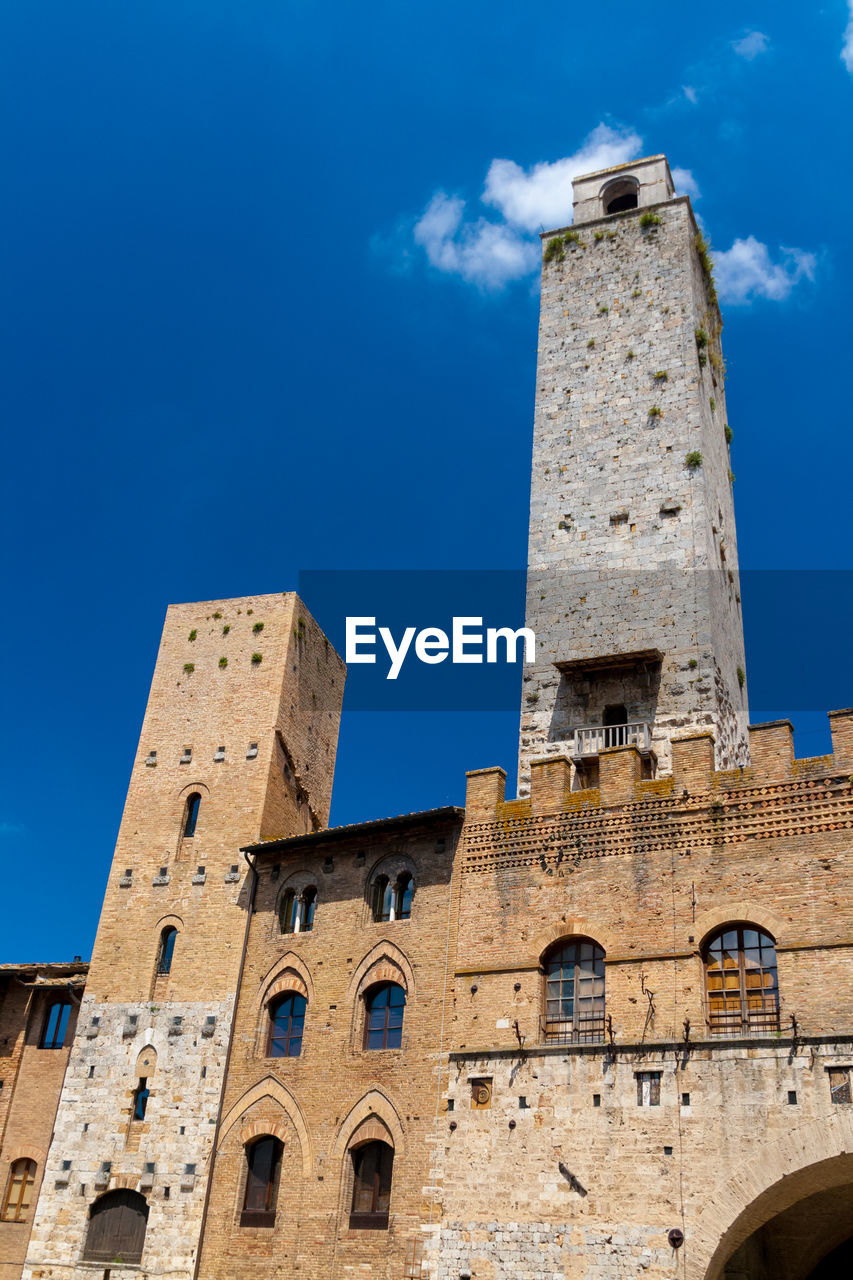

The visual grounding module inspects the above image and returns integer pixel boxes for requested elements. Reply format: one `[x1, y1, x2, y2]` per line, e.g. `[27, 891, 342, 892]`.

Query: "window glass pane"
[398, 876, 414, 919]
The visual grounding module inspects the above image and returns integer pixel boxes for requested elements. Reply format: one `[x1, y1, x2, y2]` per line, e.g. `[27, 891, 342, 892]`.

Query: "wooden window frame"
[636, 1071, 662, 1107]
[542, 939, 605, 1044]
[239, 1136, 282, 1229]
[362, 983, 405, 1051]
[703, 924, 780, 1036]
[266, 993, 306, 1058]
[2, 1159, 36, 1223]
[349, 1141, 393, 1230]
[828, 1067, 852, 1104]
[40, 998, 72, 1050]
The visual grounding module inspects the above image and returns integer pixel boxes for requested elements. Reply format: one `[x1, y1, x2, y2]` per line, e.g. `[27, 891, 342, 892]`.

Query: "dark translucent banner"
[298, 569, 853, 714]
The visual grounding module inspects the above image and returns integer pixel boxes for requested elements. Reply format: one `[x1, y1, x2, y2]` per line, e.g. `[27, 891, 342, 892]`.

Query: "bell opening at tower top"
[602, 177, 638, 214]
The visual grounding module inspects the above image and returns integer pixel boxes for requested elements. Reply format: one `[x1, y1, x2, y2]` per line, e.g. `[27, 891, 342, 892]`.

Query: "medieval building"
[1, 156, 851, 1280]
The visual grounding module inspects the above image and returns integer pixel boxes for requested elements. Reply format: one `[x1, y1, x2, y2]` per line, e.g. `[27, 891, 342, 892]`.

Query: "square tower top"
[572, 154, 675, 225]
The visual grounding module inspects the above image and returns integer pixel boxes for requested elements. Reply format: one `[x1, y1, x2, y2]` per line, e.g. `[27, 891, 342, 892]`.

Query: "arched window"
[703, 924, 780, 1035]
[2, 1159, 36, 1222]
[182, 793, 201, 839]
[349, 1140, 393, 1229]
[240, 1137, 283, 1228]
[83, 1190, 149, 1264]
[267, 992, 306, 1057]
[363, 982, 405, 1050]
[40, 998, 71, 1049]
[394, 874, 414, 921]
[602, 177, 639, 214]
[543, 938, 606, 1044]
[371, 875, 393, 923]
[371, 873, 413, 923]
[156, 926, 178, 975]
[279, 887, 317, 934]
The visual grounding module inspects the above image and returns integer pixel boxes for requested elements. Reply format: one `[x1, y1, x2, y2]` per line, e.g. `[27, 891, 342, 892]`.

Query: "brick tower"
[22, 593, 344, 1280]
[518, 155, 749, 795]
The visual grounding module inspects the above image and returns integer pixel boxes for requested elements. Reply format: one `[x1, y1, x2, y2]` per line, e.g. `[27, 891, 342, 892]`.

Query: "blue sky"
[1, 1, 852, 960]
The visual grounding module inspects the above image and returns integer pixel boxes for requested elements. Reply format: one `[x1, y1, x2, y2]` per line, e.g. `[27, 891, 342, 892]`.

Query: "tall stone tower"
[519, 155, 748, 795]
[23, 593, 344, 1280]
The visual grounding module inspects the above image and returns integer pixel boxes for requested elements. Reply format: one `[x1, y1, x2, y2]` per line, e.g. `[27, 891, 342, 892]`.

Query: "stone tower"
[23, 593, 344, 1280]
[519, 154, 748, 795]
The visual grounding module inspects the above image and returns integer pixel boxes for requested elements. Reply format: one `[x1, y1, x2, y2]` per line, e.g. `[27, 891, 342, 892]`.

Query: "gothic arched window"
[370, 872, 414, 923]
[543, 938, 606, 1043]
[363, 982, 405, 1050]
[279, 887, 317, 934]
[2, 1159, 36, 1222]
[156, 926, 178, 975]
[349, 1140, 393, 1229]
[703, 924, 780, 1034]
[83, 1190, 149, 1264]
[267, 992, 306, 1058]
[182, 793, 201, 839]
[240, 1137, 283, 1228]
[40, 998, 72, 1049]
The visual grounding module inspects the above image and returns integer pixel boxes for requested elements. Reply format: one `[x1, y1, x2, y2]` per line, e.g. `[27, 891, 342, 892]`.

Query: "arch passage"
[83, 1190, 149, 1264]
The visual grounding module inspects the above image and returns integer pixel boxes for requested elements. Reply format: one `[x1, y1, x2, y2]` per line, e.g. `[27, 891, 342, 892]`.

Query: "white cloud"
[671, 167, 701, 199]
[411, 124, 641, 289]
[682, 85, 699, 105]
[413, 193, 538, 289]
[843, 3, 853, 71]
[713, 236, 816, 304]
[733, 30, 769, 60]
[481, 124, 642, 232]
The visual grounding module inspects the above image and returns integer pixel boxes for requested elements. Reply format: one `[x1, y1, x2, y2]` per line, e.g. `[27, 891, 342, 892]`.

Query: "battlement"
[469, 708, 853, 820]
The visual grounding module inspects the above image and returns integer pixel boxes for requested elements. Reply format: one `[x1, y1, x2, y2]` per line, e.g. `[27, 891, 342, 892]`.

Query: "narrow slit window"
[132, 1079, 150, 1121]
[182, 793, 201, 839]
[156, 927, 178, 975]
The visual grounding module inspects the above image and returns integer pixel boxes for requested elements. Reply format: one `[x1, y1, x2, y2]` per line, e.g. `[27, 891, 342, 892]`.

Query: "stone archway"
[689, 1113, 853, 1280]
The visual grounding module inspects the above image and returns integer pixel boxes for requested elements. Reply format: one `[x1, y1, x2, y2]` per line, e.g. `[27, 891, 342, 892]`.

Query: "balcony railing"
[707, 998, 781, 1037]
[572, 721, 651, 757]
[540, 1013, 606, 1045]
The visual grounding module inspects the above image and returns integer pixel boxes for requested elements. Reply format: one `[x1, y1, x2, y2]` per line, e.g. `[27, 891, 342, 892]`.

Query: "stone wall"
[22, 593, 344, 1280]
[520, 192, 748, 793]
[428, 712, 853, 1279]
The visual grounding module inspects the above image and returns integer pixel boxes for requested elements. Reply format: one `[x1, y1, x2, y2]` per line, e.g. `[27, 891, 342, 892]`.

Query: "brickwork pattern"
[22, 594, 344, 1280]
[196, 813, 461, 1280]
